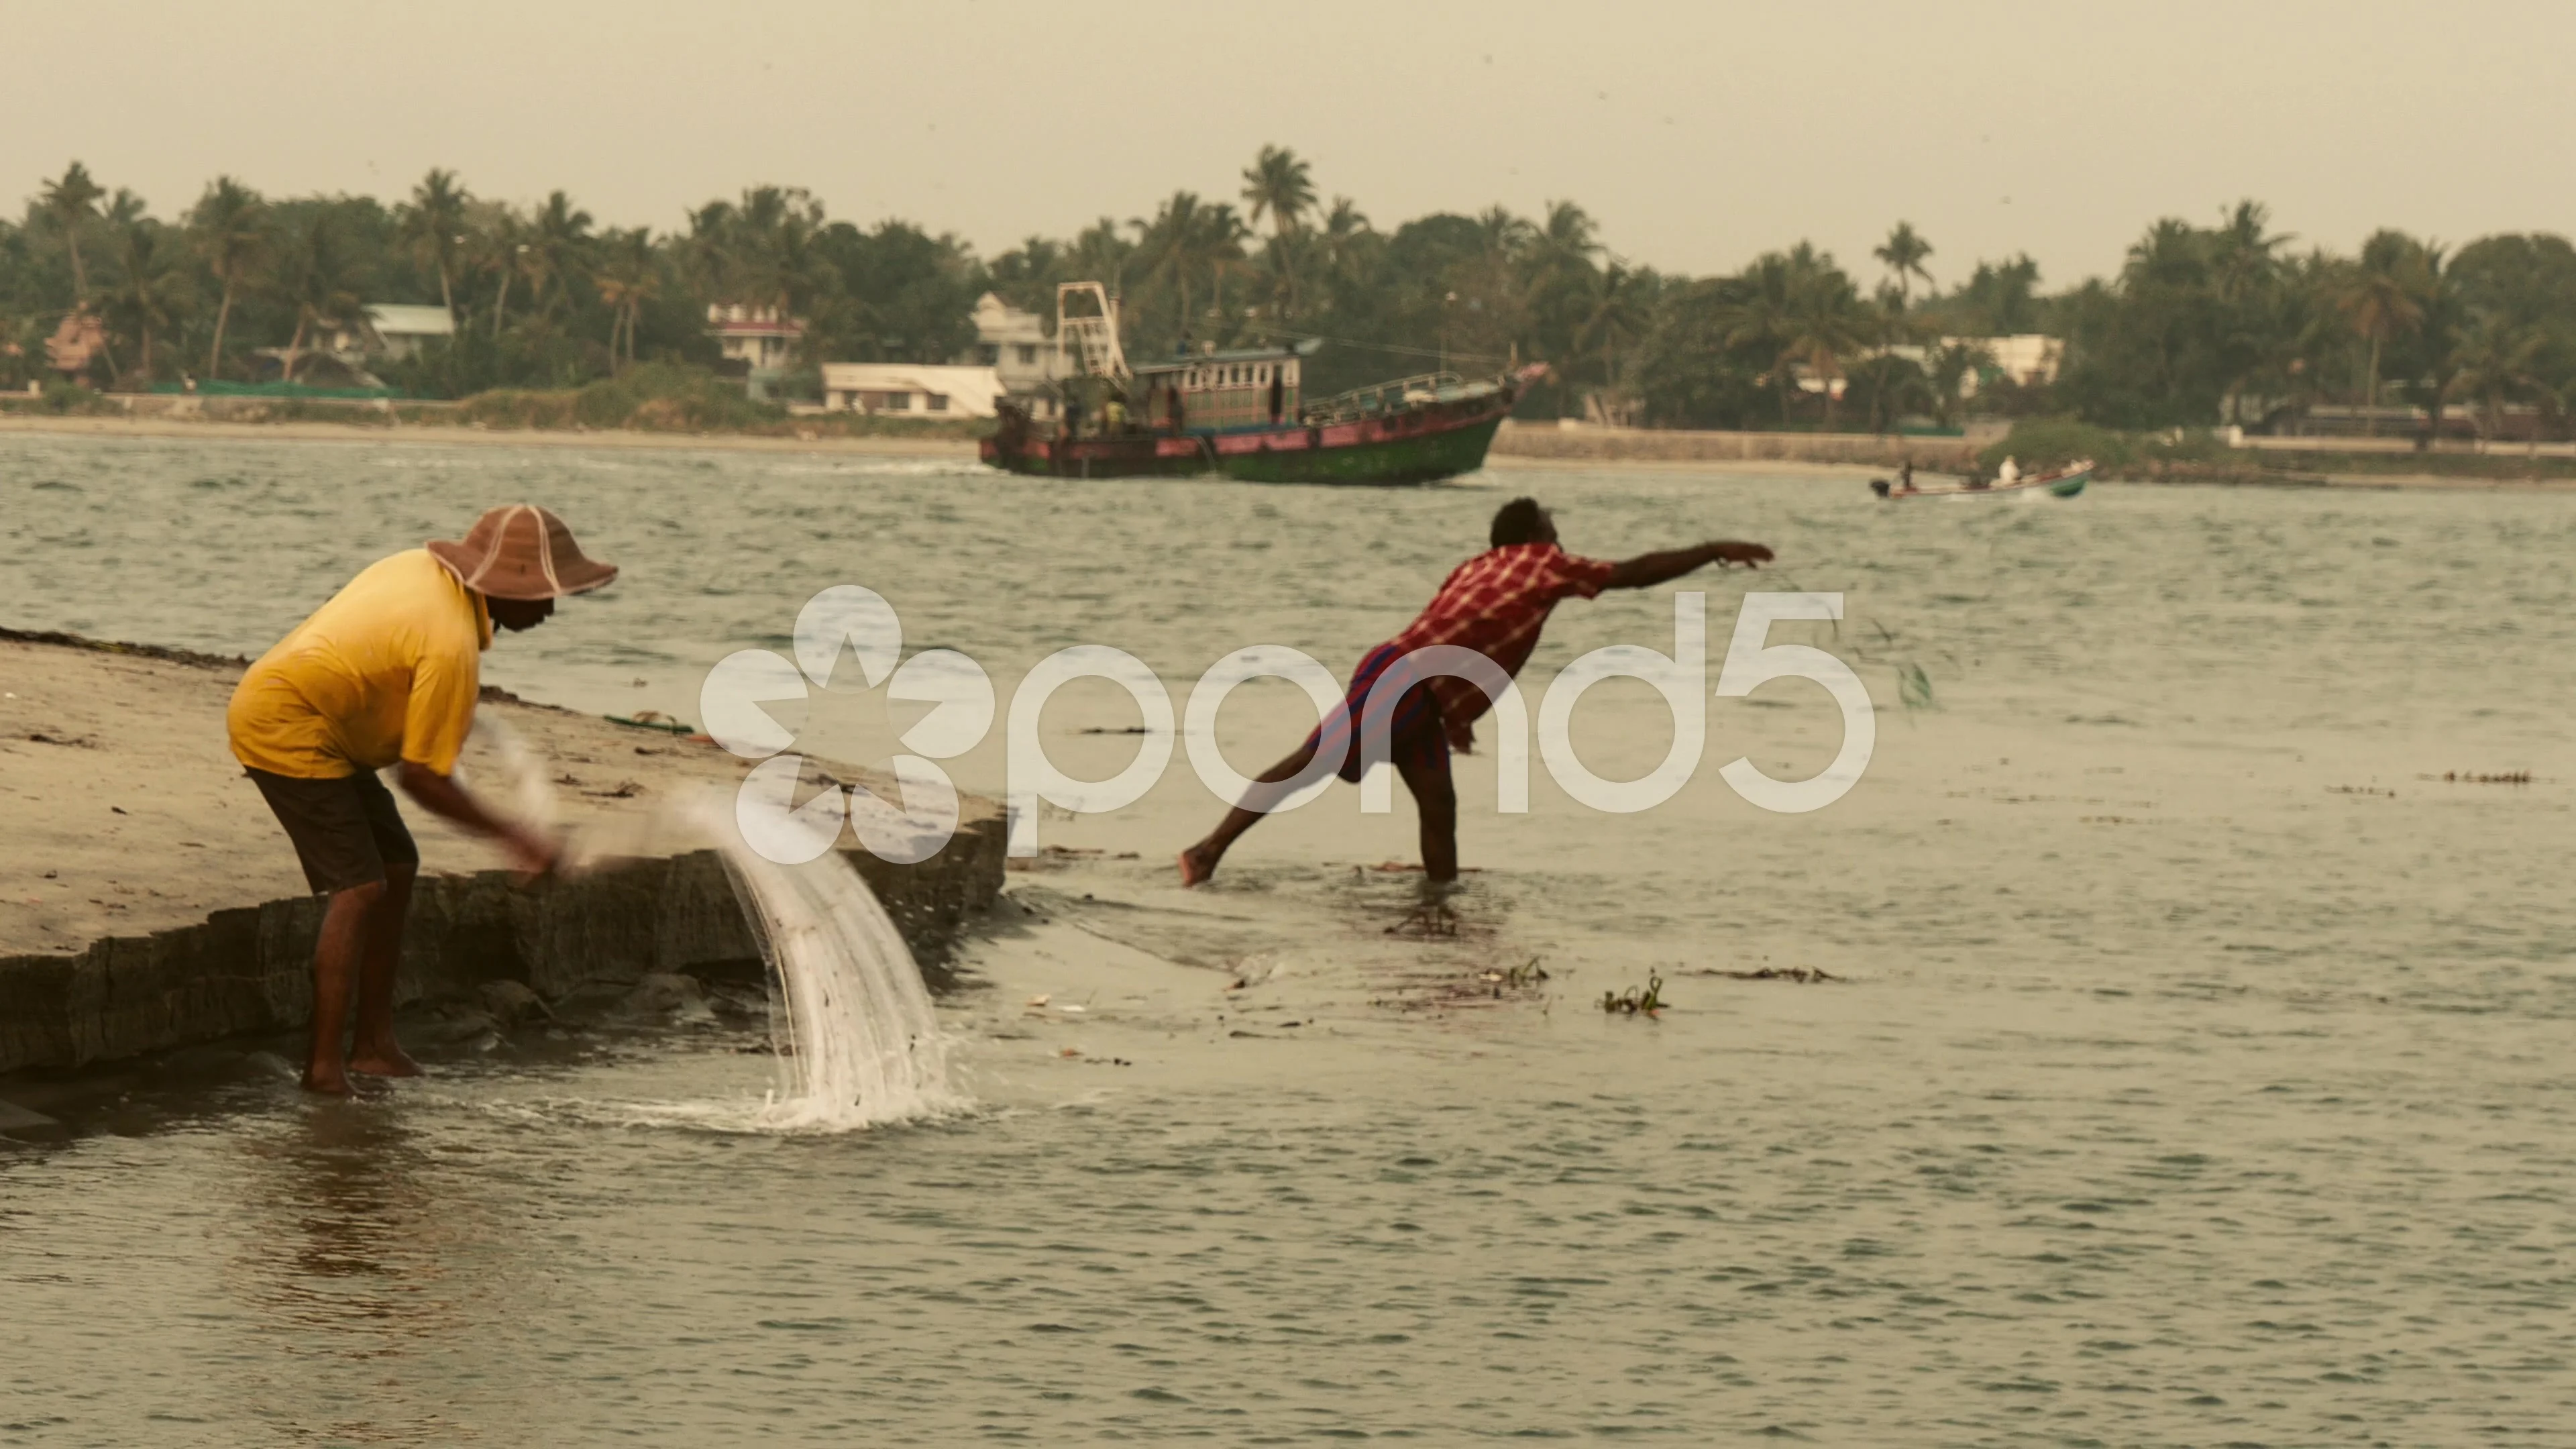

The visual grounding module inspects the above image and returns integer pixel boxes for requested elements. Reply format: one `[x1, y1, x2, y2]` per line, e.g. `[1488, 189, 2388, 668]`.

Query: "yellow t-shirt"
[227, 549, 494, 780]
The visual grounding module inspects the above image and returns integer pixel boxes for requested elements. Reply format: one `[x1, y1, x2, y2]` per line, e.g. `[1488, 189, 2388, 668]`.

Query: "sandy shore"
[0, 631, 984, 958]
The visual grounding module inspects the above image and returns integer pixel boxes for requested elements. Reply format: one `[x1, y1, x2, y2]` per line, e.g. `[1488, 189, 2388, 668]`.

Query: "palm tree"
[2338, 230, 2426, 435]
[2406, 243, 2461, 447]
[2447, 313, 2544, 449]
[188, 176, 267, 381]
[1716, 252, 1803, 423]
[1524, 203, 1605, 396]
[683, 198, 739, 301]
[1065, 217, 1133, 298]
[97, 218, 191, 383]
[1132, 191, 1210, 338]
[2207, 201, 2289, 424]
[1925, 337, 1993, 429]
[270, 210, 366, 382]
[1781, 246, 1868, 430]
[593, 228, 659, 370]
[396, 168, 472, 319]
[40, 162, 106, 303]
[470, 202, 527, 337]
[2207, 201, 2286, 305]
[1198, 203, 1250, 325]
[1474, 205, 1536, 261]
[1240, 146, 1316, 317]
[1574, 263, 1650, 421]
[1239, 145, 1316, 239]
[1872, 222, 1934, 308]
[521, 189, 595, 321]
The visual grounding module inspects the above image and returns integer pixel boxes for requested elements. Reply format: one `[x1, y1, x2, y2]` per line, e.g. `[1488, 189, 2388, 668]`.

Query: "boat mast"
[1054, 282, 1130, 389]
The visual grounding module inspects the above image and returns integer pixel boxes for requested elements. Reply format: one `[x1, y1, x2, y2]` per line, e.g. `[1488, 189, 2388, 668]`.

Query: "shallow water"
[5, 435, 2575, 1444]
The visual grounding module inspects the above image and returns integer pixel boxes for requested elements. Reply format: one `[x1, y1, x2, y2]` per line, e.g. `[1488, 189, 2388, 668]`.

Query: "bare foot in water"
[1177, 845, 1219, 888]
[302, 1066, 354, 1095]
[347, 1044, 423, 1078]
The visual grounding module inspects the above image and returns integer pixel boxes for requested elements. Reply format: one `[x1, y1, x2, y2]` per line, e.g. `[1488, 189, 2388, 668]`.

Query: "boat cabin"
[1132, 345, 1304, 435]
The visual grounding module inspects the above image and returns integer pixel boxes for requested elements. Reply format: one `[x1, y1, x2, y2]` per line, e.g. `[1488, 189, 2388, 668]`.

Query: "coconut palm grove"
[6, 147, 2575, 443]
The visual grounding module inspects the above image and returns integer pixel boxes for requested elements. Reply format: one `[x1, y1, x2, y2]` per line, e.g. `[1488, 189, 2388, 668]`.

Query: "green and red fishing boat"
[980, 282, 1538, 485]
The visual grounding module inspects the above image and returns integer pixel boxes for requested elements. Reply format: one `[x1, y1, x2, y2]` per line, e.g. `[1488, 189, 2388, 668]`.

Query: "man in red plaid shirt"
[1180, 497, 1771, 885]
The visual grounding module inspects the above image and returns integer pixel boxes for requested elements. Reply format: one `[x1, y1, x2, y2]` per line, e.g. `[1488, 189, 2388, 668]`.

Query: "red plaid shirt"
[1383, 542, 1617, 745]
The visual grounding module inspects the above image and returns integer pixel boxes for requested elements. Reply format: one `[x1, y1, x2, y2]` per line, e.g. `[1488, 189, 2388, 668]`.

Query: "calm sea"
[3, 435, 2573, 1444]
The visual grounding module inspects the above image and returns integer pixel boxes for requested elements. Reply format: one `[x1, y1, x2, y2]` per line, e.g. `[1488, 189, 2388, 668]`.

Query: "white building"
[299, 304, 456, 364]
[967, 292, 1061, 419]
[1872, 333, 2064, 398]
[706, 303, 804, 398]
[1974, 334, 2063, 390]
[820, 362, 1006, 418]
[350, 305, 455, 361]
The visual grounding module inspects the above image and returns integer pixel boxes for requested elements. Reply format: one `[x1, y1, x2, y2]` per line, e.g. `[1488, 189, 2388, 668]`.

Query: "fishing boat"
[980, 282, 1540, 484]
[1871, 460, 2092, 501]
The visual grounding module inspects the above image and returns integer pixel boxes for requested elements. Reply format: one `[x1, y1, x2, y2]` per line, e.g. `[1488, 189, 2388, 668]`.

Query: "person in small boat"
[1998, 455, 2021, 484]
[1177, 498, 1774, 888]
[1896, 461, 1915, 494]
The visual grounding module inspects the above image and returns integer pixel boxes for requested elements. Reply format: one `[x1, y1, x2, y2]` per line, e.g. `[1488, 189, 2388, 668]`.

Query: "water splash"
[463, 718, 965, 1132]
[699, 796, 965, 1130]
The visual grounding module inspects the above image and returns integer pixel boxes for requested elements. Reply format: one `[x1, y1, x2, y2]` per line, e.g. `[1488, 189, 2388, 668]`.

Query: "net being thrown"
[695, 796, 966, 1130]
[465, 716, 965, 1132]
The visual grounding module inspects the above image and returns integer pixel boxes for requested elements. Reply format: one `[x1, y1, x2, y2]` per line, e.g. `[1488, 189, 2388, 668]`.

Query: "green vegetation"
[1601, 974, 1667, 1016]
[449, 364, 979, 438]
[454, 361, 786, 431]
[1979, 419, 2132, 473]
[6, 155, 2576, 447]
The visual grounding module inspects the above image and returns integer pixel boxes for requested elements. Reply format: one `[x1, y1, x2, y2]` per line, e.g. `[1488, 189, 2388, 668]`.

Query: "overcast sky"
[11, 0, 2573, 292]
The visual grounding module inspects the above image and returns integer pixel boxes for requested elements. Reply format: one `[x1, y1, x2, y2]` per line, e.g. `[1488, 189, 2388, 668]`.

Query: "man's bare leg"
[305, 879, 387, 1095]
[347, 862, 421, 1078]
[1179, 739, 1320, 886]
[1394, 752, 1459, 883]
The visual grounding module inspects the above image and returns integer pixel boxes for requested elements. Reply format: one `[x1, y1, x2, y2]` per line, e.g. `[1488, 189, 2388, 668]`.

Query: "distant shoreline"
[0, 413, 979, 458]
[4, 413, 2573, 490]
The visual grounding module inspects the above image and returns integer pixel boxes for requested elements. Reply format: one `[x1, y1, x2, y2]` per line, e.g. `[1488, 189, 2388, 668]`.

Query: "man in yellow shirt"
[227, 504, 619, 1094]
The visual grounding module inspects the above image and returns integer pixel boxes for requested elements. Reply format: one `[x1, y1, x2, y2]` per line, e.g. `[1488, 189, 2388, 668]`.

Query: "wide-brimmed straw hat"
[426, 504, 619, 601]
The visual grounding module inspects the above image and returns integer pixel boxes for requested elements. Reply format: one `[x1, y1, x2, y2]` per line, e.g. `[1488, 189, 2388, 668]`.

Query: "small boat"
[980, 282, 1539, 485]
[1871, 460, 2092, 501]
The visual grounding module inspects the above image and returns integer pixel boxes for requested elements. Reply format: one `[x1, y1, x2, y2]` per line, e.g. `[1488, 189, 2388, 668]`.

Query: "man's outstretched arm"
[1603, 540, 1773, 590]
[396, 761, 559, 877]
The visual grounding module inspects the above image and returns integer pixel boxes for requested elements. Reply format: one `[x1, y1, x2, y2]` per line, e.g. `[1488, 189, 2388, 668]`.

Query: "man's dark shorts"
[246, 767, 420, 894]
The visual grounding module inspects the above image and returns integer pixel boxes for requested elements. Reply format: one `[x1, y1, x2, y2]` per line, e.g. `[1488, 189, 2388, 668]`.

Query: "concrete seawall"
[0, 631, 1005, 1077]
[1491, 421, 1979, 470]
[0, 838, 1004, 1076]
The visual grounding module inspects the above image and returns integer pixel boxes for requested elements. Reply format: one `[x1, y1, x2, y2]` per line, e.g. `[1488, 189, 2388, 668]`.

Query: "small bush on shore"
[453, 362, 786, 432]
[439, 362, 989, 438]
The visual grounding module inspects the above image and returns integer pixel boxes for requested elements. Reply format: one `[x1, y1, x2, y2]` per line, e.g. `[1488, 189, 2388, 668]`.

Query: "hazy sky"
[12, 0, 2575, 292]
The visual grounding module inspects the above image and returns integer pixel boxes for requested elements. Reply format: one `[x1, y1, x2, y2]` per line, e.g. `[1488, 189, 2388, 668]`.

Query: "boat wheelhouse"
[1134, 347, 1305, 435]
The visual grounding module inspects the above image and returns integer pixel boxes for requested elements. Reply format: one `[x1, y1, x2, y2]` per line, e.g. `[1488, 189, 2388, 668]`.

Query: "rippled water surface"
[5, 435, 2575, 1444]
